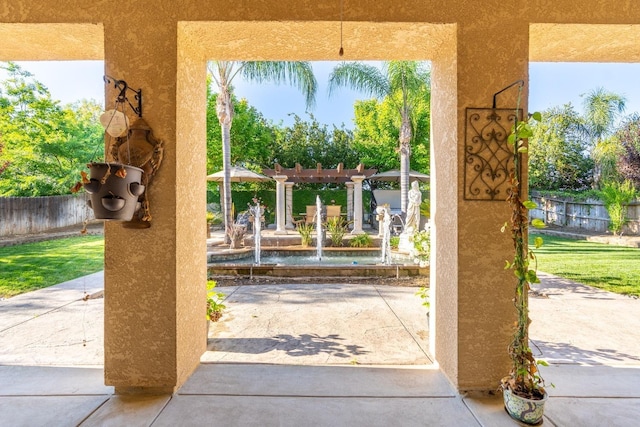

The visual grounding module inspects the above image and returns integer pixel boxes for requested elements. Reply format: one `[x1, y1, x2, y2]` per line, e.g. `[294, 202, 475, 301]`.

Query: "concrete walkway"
[1, 272, 639, 426]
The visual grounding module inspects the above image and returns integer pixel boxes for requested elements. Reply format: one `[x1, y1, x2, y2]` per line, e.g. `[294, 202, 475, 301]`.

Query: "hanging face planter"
[83, 162, 145, 221]
[72, 77, 163, 225]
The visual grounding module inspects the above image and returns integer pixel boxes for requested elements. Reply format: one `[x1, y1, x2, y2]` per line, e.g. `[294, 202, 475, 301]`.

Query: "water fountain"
[249, 202, 262, 265]
[315, 195, 323, 261]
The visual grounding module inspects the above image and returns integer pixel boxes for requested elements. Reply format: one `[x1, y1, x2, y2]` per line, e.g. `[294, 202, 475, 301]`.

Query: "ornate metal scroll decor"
[464, 108, 522, 201]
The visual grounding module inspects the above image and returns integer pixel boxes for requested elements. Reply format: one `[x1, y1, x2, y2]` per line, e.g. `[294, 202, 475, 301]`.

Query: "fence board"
[529, 192, 639, 235]
[0, 195, 88, 237]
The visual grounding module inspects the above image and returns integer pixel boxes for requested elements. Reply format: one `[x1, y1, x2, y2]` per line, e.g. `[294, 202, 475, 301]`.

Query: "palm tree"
[207, 61, 317, 241]
[582, 87, 626, 187]
[328, 61, 430, 213]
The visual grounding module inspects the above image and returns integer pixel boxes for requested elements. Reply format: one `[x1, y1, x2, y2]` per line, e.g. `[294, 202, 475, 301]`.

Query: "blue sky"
[9, 60, 640, 129]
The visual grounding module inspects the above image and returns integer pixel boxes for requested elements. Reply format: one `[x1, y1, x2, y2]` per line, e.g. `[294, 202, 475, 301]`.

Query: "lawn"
[530, 233, 640, 297]
[0, 236, 104, 298]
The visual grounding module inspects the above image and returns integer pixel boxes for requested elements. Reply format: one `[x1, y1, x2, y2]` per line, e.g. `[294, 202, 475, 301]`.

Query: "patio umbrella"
[206, 166, 272, 183]
[368, 169, 430, 182]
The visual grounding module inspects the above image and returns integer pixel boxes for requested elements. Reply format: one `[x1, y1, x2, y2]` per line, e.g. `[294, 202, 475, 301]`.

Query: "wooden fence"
[0, 195, 88, 237]
[529, 192, 640, 235]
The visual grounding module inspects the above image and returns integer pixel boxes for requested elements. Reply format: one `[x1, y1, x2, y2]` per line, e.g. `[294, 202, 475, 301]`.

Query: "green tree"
[582, 87, 626, 187]
[528, 104, 593, 191]
[206, 91, 277, 174]
[0, 63, 103, 196]
[613, 114, 640, 189]
[328, 61, 430, 212]
[273, 113, 358, 178]
[351, 88, 430, 178]
[207, 61, 317, 239]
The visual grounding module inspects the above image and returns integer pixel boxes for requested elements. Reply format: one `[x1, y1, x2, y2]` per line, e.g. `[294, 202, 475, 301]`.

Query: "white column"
[274, 175, 288, 234]
[285, 182, 295, 229]
[345, 182, 354, 224]
[350, 175, 365, 235]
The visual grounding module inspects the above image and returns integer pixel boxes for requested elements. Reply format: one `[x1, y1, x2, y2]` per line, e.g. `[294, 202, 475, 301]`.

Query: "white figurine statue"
[404, 180, 422, 234]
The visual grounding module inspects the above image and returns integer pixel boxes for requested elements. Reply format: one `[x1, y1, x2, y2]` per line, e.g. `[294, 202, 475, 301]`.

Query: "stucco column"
[274, 175, 288, 234]
[102, 21, 206, 394]
[350, 175, 365, 235]
[285, 182, 295, 229]
[429, 21, 529, 392]
[345, 182, 354, 225]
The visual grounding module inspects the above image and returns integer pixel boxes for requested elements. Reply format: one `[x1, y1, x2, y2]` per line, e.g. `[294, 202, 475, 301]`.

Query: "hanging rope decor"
[339, 0, 344, 56]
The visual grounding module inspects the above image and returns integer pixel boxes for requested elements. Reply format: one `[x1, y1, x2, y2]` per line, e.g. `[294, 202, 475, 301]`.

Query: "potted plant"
[72, 79, 163, 224]
[501, 109, 549, 425]
[296, 222, 314, 247]
[76, 161, 145, 221]
[206, 211, 216, 237]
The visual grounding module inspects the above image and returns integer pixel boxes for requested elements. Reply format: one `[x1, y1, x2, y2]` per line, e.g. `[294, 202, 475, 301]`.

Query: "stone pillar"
[274, 175, 288, 234]
[350, 175, 365, 235]
[285, 182, 295, 229]
[345, 182, 354, 225]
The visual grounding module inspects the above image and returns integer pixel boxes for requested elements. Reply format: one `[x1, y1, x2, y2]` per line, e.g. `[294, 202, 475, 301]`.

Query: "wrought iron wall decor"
[464, 108, 522, 201]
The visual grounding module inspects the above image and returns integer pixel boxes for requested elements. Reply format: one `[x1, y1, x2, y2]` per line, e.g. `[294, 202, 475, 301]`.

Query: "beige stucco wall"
[2, 0, 640, 393]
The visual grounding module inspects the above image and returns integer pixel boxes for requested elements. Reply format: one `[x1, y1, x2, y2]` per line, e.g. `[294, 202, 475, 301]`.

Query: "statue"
[404, 180, 422, 233]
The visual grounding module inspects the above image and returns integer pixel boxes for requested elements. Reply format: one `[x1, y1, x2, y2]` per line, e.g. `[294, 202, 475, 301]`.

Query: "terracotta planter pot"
[503, 387, 547, 425]
[84, 162, 145, 221]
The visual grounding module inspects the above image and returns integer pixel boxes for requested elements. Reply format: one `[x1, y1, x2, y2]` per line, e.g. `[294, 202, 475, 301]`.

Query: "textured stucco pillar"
[429, 20, 529, 392]
[350, 176, 365, 235]
[274, 175, 288, 234]
[285, 182, 295, 229]
[100, 18, 206, 393]
[345, 182, 354, 225]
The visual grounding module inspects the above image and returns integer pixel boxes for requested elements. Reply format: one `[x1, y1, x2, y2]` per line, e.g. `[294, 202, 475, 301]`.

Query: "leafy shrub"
[600, 180, 638, 235]
[206, 280, 226, 322]
[410, 229, 430, 266]
[349, 233, 372, 248]
[325, 216, 348, 247]
[390, 236, 400, 250]
[296, 222, 314, 247]
[415, 286, 429, 312]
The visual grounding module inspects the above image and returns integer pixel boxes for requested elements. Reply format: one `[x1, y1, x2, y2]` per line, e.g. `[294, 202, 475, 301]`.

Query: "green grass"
[0, 236, 104, 298]
[530, 233, 640, 297]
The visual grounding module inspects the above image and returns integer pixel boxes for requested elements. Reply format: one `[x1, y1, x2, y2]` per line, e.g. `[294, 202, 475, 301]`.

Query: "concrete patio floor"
[0, 272, 639, 426]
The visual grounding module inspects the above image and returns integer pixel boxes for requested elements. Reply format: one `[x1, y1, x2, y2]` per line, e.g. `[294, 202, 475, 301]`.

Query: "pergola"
[262, 163, 377, 234]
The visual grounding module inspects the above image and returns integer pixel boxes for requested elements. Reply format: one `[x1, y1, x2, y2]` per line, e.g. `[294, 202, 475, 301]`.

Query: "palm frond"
[240, 61, 317, 109]
[582, 86, 627, 141]
[327, 62, 389, 99]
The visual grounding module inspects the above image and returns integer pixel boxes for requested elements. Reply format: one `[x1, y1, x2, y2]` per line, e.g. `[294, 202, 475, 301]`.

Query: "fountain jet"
[316, 195, 323, 261]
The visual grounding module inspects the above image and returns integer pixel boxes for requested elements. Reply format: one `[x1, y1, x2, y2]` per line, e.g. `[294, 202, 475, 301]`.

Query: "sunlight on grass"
[0, 236, 104, 298]
[530, 233, 640, 297]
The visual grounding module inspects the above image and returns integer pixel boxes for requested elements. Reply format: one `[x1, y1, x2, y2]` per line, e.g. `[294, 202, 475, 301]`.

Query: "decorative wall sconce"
[463, 81, 524, 201]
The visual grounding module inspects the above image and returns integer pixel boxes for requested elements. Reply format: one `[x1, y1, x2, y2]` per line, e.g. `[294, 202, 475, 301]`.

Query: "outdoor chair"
[326, 205, 341, 220]
[305, 205, 317, 224]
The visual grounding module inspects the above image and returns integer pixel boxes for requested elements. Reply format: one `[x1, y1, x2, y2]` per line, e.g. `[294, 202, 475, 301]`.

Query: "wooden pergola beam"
[262, 163, 376, 183]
